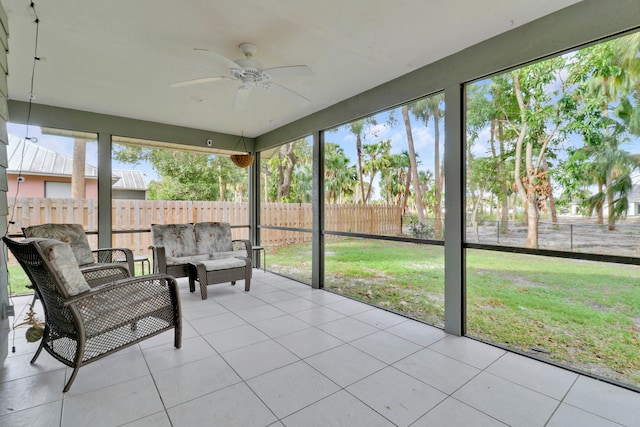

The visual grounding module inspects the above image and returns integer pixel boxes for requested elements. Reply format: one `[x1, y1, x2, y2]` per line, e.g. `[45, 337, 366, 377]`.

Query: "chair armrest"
[232, 239, 252, 256]
[81, 263, 131, 288]
[65, 273, 179, 307]
[150, 245, 167, 274]
[92, 248, 135, 275]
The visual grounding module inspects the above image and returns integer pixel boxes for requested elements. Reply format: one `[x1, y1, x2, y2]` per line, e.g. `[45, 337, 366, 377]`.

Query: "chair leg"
[63, 366, 80, 392]
[30, 341, 45, 364]
[244, 268, 251, 292]
[30, 324, 48, 364]
[187, 263, 197, 293]
[61, 339, 86, 392]
[174, 324, 182, 349]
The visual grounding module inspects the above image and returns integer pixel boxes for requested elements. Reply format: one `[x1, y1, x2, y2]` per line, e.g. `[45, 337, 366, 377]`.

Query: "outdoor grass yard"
[269, 238, 640, 388]
[7, 261, 153, 296]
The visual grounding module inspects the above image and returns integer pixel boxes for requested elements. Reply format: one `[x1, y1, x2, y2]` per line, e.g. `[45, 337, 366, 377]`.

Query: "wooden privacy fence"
[8, 198, 401, 256]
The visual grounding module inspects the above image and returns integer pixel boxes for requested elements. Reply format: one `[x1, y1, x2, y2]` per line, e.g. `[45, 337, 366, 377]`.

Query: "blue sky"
[7, 123, 160, 181]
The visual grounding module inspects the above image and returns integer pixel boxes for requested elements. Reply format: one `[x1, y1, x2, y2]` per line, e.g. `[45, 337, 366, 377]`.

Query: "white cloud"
[413, 126, 435, 151]
[469, 126, 493, 158]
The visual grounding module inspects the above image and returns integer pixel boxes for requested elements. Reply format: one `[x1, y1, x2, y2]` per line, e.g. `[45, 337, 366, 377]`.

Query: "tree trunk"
[542, 156, 558, 224]
[433, 109, 443, 239]
[263, 169, 269, 202]
[364, 168, 375, 203]
[278, 142, 297, 201]
[276, 155, 284, 202]
[71, 138, 87, 199]
[498, 122, 509, 233]
[218, 163, 225, 202]
[606, 172, 615, 231]
[525, 195, 539, 248]
[513, 73, 539, 249]
[356, 134, 366, 204]
[401, 165, 412, 217]
[597, 182, 604, 224]
[402, 105, 426, 223]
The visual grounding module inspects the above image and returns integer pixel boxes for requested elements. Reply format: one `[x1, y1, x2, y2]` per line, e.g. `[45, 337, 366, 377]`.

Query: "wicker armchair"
[4, 236, 181, 392]
[22, 223, 136, 282]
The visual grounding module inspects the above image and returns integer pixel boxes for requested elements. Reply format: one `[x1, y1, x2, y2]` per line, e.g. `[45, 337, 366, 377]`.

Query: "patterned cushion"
[200, 257, 246, 271]
[35, 239, 90, 296]
[166, 254, 209, 265]
[151, 224, 196, 258]
[195, 222, 233, 254]
[23, 223, 95, 266]
[209, 250, 247, 260]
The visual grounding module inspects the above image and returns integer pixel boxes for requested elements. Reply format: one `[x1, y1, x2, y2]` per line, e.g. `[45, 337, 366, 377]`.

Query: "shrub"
[409, 220, 434, 239]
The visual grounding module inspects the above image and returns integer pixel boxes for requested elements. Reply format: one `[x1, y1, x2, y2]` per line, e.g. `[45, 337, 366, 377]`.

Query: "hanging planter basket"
[229, 132, 254, 168]
[230, 153, 254, 168]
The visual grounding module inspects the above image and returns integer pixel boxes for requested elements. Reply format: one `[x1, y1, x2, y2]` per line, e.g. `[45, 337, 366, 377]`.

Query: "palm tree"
[569, 33, 640, 229]
[401, 104, 426, 223]
[344, 117, 377, 204]
[411, 93, 444, 237]
[325, 143, 357, 204]
[362, 139, 391, 203]
[580, 129, 637, 229]
[382, 151, 412, 216]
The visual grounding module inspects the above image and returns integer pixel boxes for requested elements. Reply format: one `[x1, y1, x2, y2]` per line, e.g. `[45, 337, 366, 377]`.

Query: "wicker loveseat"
[151, 222, 252, 298]
[4, 236, 181, 392]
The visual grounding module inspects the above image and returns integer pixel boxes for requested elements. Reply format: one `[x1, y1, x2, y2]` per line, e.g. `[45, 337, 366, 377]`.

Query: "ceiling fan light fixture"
[171, 42, 312, 111]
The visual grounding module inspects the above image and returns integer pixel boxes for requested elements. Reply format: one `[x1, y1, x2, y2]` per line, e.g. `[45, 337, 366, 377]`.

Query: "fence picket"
[8, 198, 400, 256]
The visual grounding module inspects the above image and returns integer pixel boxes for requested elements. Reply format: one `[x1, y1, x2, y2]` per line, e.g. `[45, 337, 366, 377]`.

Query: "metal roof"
[7, 137, 148, 191]
[112, 170, 148, 191]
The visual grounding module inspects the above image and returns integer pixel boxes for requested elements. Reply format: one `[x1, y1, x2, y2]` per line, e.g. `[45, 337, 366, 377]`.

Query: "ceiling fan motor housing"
[171, 42, 311, 110]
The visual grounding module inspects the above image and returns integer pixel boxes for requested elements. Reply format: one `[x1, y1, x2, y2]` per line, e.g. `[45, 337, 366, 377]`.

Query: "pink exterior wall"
[7, 173, 98, 199]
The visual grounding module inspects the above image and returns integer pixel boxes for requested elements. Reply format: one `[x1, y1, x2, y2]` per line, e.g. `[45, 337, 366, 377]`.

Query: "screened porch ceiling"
[3, 0, 581, 139]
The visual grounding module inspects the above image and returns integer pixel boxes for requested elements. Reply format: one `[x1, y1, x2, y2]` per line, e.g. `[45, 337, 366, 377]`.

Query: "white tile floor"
[2, 270, 640, 426]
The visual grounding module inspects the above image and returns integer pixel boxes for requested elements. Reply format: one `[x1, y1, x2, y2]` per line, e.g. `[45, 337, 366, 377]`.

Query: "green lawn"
[7, 261, 153, 296]
[268, 238, 640, 388]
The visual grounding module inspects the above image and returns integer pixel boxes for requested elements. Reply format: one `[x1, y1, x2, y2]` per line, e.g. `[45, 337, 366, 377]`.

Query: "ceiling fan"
[170, 42, 312, 111]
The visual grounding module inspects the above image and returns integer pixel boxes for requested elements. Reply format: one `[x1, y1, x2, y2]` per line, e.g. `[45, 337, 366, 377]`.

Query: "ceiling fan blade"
[234, 86, 251, 111]
[263, 82, 311, 106]
[169, 76, 233, 88]
[193, 47, 239, 69]
[263, 65, 312, 79]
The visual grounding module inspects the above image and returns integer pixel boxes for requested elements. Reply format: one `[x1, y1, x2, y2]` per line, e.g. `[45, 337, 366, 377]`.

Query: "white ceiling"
[3, 0, 582, 138]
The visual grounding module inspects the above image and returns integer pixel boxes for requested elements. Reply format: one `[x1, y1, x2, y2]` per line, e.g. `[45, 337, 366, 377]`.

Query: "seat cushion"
[24, 223, 95, 266]
[209, 250, 248, 260]
[151, 224, 196, 257]
[195, 222, 233, 254]
[166, 254, 209, 266]
[200, 257, 246, 271]
[34, 239, 91, 296]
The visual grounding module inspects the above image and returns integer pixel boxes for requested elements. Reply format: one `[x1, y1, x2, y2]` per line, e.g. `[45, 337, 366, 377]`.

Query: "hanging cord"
[6, 1, 42, 353]
[7, 1, 40, 233]
[25, 2, 41, 136]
